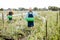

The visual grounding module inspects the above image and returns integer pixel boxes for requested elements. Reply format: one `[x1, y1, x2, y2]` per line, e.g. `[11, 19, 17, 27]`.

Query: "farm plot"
[0, 11, 59, 40]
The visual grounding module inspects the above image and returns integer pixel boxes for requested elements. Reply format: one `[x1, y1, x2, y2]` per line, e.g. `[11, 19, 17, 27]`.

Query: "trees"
[13, 8, 18, 11]
[33, 7, 38, 11]
[0, 8, 3, 11]
[18, 8, 25, 11]
[41, 7, 48, 11]
[48, 6, 59, 11]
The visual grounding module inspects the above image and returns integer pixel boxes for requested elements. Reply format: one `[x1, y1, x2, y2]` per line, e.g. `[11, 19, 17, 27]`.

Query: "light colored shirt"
[24, 11, 46, 23]
[24, 11, 39, 18]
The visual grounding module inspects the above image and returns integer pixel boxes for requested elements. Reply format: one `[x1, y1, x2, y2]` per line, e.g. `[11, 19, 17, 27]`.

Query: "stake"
[58, 10, 60, 40]
[45, 18, 48, 40]
[2, 13, 4, 28]
[56, 12, 58, 25]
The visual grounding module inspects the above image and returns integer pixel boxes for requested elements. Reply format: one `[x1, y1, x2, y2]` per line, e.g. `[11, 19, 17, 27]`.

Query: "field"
[0, 11, 59, 40]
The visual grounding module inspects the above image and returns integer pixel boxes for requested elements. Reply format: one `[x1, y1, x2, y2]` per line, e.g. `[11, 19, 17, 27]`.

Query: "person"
[7, 9, 14, 22]
[24, 8, 46, 34]
[24, 8, 46, 28]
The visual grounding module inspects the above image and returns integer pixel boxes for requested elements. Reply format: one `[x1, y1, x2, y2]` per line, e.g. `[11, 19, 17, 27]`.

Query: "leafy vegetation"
[0, 11, 59, 40]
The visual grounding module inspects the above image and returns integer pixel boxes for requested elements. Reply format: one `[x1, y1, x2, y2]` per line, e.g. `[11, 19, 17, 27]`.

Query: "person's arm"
[6, 10, 8, 16]
[24, 12, 28, 19]
[40, 16, 46, 23]
[33, 12, 46, 23]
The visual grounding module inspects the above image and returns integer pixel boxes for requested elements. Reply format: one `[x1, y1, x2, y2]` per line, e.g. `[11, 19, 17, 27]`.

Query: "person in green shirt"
[7, 9, 14, 22]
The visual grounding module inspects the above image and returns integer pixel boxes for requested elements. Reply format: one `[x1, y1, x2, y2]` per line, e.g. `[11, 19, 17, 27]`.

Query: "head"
[29, 7, 32, 12]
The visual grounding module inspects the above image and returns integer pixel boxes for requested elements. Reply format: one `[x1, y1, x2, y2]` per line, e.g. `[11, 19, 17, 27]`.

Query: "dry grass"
[0, 11, 59, 40]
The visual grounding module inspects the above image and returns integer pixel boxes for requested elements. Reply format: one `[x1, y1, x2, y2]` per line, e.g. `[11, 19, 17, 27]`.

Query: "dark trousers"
[28, 21, 34, 27]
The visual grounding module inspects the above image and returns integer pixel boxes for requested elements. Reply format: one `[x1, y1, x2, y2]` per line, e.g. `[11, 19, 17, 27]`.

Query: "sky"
[0, 0, 60, 9]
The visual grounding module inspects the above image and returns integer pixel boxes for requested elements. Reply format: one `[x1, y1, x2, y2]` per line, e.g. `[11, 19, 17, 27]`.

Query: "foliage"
[0, 11, 59, 40]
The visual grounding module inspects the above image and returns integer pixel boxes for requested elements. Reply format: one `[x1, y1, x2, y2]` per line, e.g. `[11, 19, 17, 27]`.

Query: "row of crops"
[0, 11, 59, 40]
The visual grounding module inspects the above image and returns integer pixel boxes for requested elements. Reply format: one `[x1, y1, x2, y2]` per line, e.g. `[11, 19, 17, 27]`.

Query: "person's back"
[27, 12, 34, 27]
[25, 8, 46, 27]
[7, 10, 14, 22]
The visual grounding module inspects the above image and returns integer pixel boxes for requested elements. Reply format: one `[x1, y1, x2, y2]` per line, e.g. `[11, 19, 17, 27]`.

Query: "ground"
[0, 11, 59, 40]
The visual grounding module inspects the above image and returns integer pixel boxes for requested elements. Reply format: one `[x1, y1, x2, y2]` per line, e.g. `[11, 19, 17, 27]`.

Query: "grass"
[0, 11, 59, 40]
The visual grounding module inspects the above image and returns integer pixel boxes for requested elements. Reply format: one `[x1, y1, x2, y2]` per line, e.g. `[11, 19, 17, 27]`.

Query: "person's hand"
[41, 17, 46, 23]
[7, 14, 8, 16]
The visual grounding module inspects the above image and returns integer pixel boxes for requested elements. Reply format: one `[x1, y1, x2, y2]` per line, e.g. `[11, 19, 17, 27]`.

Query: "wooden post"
[58, 10, 60, 40]
[2, 13, 4, 28]
[56, 12, 58, 25]
[45, 18, 48, 40]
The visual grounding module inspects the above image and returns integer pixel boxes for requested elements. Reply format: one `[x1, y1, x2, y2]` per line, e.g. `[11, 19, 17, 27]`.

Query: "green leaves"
[0, 11, 59, 40]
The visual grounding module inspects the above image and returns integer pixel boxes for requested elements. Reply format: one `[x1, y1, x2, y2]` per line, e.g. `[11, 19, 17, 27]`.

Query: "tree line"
[0, 6, 60, 11]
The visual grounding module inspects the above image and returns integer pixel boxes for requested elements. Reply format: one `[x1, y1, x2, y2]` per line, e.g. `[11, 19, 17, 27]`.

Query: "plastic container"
[7, 15, 12, 18]
[26, 18, 34, 21]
